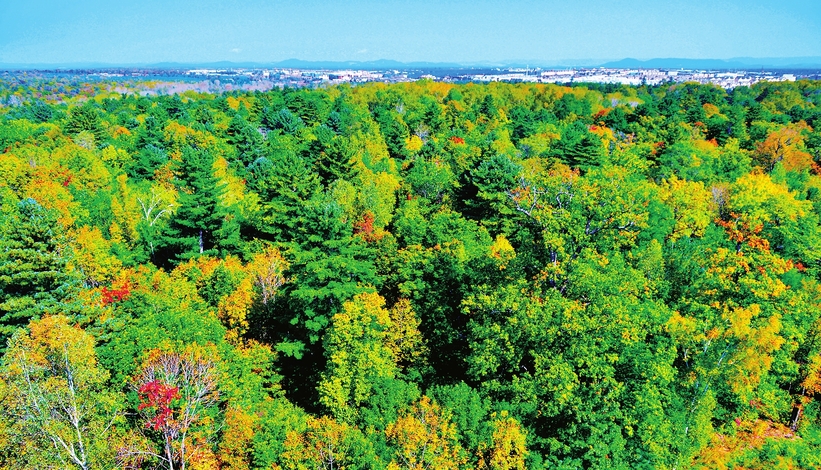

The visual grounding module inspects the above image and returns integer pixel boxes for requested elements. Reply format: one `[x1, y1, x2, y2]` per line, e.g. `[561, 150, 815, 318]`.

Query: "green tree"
[246, 149, 321, 242]
[550, 121, 605, 170]
[0, 198, 80, 348]
[464, 253, 685, 468]
[226, 112, 265, 168]
[161, 146, 239, 265]
[65, 103, 107, 145]
[308, 125, 355, 186]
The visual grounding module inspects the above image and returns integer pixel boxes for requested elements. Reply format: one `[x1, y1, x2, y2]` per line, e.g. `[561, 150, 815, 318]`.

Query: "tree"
[120, 347, 221, 470]
[478, 411, 528, 470]
[65, 104, 107, 145]
[659, 176, 713, 241]
[162, 146, 239, 264]
[754, 123, 813, 172]
[0, 315, 120, 469]
[246, 149, 321, 242]
[265, 107, 306, 135]
[469, 154, 522, 231]
[385, 396, 467, 469]
[319, 292, 398, 422]
[550, 121, 607, 170]
[248, 246, 289, 306]
[279, 415, 377, 470]
[129, 114, 168, 179]
[464, 253, 684, 468]
[70, 225, 123, 288]
[226, 113, 265, 168]
[384, 298, 427, 370]
[0, 198, 80, 349]
[504, 164, 651, 290]
[405, 157, 456, 204]
[276, 198, 378, 345]
[308, 124, 356, 185]
[94, 264, 227, 386]
[374, 107, 410, 159]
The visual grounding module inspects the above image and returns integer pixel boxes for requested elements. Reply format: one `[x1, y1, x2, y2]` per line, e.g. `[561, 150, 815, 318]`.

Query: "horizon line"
[3, 56, 821, 72]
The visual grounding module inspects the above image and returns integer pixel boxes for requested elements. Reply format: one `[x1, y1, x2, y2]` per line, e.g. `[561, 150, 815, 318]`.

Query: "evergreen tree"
[0, 199, 79, 349]
[263, 108, 305, 135]
[307, 125, 355, 185]
[161, 146, 239, 265]
[226, 112, 265, 168]
[246, 149, 321, 242]
[551, 120, 606, 170]
[65, 103, 106, 143]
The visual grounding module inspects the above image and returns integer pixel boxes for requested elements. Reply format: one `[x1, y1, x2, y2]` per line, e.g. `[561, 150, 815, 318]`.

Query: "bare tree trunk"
[166, 434, 176, 470]
[791, 407, 802, 431]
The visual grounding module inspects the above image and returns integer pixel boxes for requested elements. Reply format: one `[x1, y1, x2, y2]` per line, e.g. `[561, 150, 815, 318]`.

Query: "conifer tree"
[308, 125, 355, 186]
[246, 149, 321, 242]
[226, 112, 264, 168]
[0, 199, 80, 349]
[161, 146, 238, 264]
[65, 103, 107, 144]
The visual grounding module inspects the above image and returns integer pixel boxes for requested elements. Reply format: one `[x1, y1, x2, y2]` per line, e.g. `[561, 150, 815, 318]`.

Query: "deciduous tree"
[0, 315, 121, 469]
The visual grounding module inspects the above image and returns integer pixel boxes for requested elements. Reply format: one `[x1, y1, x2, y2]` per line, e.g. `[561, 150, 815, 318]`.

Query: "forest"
[1, 75, 821, 469]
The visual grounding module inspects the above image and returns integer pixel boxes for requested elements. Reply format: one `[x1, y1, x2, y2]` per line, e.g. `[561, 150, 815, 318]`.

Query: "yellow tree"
[659, 176, 713, 241]
[384, 298, 427, 368]
[279, 415, 376, 470]
[69, 225, 123, 288]
[478, 411, 528, 470]
[0, 315, 121, 469]
[247, 246, 289, 307]
[719, 171, 811, 253]
[318, 292, 397, 422]
[385, 396, 467, 470]
[216, 406, 258, 470]
[721, 304, 785, 399]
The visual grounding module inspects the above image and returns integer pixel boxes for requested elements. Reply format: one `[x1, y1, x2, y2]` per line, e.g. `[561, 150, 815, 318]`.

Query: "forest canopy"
[2, 76, 821, 469]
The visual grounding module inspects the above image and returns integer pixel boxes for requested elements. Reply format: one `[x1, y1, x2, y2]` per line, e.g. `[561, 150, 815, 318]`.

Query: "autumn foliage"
[2, 75, 821, 470]
[138, 380, 181, 430]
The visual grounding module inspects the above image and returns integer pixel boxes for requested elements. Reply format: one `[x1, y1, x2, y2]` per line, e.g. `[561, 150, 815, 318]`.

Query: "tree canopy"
[2, 76, 821, 468]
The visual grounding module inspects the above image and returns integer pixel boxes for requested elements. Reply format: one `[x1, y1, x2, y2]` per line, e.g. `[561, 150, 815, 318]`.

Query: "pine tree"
[246, 149, 321, 242]
[0, 199, 79, 348]
[551, 121, 605, 170]
[226, 113, 264, 168]
[307, 125, 355, 186]
[65, 103, 106, 143]
[161, 146, 238, 264]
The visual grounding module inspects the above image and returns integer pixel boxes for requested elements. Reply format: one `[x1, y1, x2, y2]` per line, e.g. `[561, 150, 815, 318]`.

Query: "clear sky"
[1, 0, 820, 65]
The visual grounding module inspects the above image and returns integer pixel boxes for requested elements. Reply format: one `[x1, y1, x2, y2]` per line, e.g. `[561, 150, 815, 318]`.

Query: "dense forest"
[1, 76, 821, 469]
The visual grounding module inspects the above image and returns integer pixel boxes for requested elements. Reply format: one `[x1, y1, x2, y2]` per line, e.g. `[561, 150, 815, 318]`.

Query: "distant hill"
[600, 57, 821, 70]
[274, 59, 466, 69]
[3, 57, 821, 72]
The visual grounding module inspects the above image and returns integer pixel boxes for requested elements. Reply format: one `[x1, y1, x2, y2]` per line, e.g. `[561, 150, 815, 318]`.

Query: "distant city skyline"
[1, 0, 820, 65]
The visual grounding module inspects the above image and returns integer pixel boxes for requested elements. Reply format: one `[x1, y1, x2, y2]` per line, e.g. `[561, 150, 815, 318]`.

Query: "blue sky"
[1, 0, 820, 64]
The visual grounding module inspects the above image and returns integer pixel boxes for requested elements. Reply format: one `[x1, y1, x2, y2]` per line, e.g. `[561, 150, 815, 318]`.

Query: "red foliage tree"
[138, 380, 180, 431]
[101, 282, 131, 305]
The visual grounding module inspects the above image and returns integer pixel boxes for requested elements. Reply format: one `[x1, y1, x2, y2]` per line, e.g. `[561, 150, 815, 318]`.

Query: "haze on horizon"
[1, 0, 820, 66]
